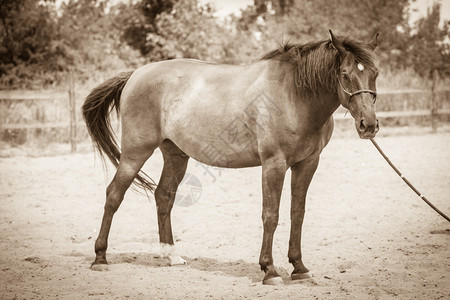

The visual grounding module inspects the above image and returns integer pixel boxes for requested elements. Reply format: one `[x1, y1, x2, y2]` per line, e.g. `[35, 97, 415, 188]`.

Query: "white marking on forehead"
[357, 63, 365, 71]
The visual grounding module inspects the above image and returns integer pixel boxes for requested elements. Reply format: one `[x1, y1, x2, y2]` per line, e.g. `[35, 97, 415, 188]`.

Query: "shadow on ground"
[105, 252, 296, 283]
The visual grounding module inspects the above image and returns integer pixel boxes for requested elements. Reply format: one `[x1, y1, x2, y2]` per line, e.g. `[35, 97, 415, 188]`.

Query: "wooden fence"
[334, 89, 450, 127]
[1, 85, 450, 152]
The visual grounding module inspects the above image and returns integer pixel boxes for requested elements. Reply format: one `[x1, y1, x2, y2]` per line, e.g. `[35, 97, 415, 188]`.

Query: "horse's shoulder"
[319, 116, 334, 150]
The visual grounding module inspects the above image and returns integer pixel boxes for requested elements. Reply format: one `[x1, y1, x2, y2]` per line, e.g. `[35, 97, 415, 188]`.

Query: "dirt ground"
[0, 133, 449, 299]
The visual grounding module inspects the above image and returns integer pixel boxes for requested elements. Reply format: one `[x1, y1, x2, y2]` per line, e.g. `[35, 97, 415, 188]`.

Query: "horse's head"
[330, 30, 379, 139]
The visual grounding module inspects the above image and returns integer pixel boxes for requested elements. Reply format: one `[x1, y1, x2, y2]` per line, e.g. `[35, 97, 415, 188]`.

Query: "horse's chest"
[284, 117, 334, 164]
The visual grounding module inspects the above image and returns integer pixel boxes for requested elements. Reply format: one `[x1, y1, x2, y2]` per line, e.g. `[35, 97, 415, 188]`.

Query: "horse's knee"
[262, 213, 279, 231]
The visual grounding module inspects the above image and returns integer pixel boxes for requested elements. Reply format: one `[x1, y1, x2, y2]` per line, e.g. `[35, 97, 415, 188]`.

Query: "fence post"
[430, 70, 439, 133]
[68, 68, 77, 153]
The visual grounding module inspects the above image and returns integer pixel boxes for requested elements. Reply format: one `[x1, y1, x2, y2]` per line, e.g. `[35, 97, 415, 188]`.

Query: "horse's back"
[121, 59, 256, 108]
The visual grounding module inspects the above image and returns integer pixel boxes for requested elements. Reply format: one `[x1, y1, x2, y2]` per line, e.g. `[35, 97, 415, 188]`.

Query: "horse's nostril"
[359, 119, 366, 131]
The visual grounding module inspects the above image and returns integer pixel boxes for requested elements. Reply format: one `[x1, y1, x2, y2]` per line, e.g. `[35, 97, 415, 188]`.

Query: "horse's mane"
[261, 37, 375, 95]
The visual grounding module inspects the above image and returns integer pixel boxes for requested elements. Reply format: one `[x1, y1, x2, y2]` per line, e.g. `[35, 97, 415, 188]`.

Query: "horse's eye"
[342, 73, 349, 80]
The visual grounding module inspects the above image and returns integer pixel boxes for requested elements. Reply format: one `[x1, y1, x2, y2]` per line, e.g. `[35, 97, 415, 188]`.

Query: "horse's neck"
[300, 91, 340, 129]
[262, 59, 340, 128]
[318, 92, 340, 116]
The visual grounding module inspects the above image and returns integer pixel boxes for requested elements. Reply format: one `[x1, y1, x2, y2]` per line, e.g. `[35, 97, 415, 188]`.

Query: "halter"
[338, 78, 377, 105]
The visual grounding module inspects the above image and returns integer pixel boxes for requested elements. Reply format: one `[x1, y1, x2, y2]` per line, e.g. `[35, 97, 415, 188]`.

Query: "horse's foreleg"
[259, 155, 287, 285]
[91, 148, 155, 270]
[155, 140, 189, 265]
[288, 155, 319, 280]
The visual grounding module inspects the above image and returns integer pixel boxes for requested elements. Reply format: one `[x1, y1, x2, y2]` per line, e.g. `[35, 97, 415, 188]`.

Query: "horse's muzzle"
[356, 118, 379, 139]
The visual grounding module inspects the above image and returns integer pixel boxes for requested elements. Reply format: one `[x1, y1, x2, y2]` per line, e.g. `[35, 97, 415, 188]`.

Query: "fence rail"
[2, 108, 450, 130]
[333, 108, 450, 120]
[1, 88, 450, 151]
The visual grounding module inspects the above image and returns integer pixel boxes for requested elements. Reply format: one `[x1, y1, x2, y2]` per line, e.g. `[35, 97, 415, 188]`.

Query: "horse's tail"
[82, 71, 156, 193]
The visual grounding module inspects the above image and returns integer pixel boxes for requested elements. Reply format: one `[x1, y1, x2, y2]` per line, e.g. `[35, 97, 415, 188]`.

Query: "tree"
[148, 0, 229, 61]
[121, 0, 177, 57]
[0, 0, 142, 88]
[409, 3, 449, 79]
[0, 0, 57, 67]
[57, 0, 117, 69]
[236, 0, 411, 66]
[122, 0, 231, 62]
[251, 0, 294, 16]
[51, 0, 140, 81]
[0, 0, 62, 87]
[339, 0, 411, 67]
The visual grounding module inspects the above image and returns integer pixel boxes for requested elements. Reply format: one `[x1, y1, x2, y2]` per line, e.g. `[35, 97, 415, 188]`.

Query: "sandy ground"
[0, 133, 449, 299]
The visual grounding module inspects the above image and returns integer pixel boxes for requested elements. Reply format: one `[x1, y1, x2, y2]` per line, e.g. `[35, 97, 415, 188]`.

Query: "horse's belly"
[162, 100, 262, 168]
[167, 122, 262, 168]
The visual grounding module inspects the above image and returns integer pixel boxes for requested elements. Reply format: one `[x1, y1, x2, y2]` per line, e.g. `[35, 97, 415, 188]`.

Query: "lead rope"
[370, 138, 450, 222]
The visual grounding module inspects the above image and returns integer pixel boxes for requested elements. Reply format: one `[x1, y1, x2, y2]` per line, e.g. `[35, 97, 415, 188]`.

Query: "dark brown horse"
[82, 30, 379, 285]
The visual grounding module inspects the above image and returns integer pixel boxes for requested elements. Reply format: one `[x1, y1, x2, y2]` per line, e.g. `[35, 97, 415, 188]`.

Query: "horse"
[82, 30, 379, 285]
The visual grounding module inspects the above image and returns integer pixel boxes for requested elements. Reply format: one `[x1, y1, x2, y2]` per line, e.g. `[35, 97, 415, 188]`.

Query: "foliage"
[144, 0, 226, 61]
[120, 0, 176, 56]
[0, 0, 140, 88]
[121, 0, 240, 62]
[0, 0, 449, 89]
[55, 0, 135, 77]
[409, 3, 450, 79]
[0, 0, 62, 87]
[237, 0, 411, 67]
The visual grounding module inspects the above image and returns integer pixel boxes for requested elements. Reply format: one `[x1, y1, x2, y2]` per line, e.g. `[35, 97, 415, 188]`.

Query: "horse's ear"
[329, 30, 345, 55]
[368, 33, 379, 51]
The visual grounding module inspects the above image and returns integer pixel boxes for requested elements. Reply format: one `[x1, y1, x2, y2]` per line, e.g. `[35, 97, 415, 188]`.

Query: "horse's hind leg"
[91, 146, 156, 270]
[155, 140, 189, 266]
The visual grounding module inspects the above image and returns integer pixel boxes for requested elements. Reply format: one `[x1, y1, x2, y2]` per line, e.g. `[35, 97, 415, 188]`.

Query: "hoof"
[169, 255, 187, 266]
[90, 261, 109, 272]
[263, 276, 284, 286]
[291, 271, 311, 281]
